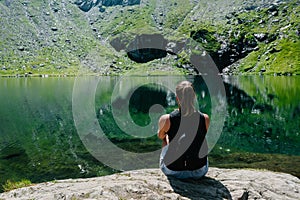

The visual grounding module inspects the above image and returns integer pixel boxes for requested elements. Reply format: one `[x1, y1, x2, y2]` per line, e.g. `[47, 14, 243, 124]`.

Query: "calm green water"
[0, 75, 299, 191]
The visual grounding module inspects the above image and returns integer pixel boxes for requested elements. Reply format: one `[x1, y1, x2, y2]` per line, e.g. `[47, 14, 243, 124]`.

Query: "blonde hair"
[176, 81, 196, 116]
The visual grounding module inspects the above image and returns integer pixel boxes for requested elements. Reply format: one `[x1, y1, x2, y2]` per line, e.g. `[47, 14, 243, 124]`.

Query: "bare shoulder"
[203, 113, 210, 121]
[158, 114, 170, 127]
[159, 114, 170, 122]
[202, 113, 210, 130]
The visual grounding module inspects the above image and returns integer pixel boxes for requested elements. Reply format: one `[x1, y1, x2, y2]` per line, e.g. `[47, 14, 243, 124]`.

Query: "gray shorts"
[159, 145, 208, 179]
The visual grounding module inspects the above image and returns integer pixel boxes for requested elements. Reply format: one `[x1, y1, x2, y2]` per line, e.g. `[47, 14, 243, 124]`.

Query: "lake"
[0, 75, 299, 191]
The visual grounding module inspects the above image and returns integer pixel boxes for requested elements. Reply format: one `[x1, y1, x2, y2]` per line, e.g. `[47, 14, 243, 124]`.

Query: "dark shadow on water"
[167, 176, 232, 200]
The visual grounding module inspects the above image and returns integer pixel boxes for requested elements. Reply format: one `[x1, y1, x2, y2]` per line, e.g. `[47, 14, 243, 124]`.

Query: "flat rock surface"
[0, 168, 299, 200]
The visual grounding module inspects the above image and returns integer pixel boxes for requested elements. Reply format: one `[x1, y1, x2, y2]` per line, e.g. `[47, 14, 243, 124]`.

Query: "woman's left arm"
[203, 114, 210, 131]
[157, 114, 170, 140]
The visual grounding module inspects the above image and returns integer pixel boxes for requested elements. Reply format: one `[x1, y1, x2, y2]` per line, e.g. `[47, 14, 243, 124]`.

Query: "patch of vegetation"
[164, 0, 192, 31]
[2, 179, 32, 192]
[190, 29, 220, 53]
[239, 39, 300, 74]
[99, 3, 157, 37]
[210, 150, 300, 178]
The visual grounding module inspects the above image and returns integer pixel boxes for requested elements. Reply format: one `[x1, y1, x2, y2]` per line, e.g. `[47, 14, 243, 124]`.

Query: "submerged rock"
[0, 168, 299, 199]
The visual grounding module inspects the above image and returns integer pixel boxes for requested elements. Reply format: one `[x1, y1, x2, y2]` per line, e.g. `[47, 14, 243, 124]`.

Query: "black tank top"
[164, 110, 208, 171]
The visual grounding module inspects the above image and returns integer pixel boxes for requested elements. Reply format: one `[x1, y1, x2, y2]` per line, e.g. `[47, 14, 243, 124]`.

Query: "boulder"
[17, 46, 25, 51]
[0, 168, 299, 200]
[254, 33, 267, 42]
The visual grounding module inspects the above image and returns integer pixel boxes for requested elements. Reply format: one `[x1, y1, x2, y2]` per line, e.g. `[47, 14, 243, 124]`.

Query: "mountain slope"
[0, 0, 299, 76]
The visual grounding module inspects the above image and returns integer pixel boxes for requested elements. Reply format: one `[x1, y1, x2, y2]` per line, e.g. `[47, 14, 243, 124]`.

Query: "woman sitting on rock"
[158, 80, 210, 179]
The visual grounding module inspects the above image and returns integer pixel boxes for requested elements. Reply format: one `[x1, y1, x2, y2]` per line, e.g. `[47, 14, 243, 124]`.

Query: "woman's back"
[164, 110, 208, 171]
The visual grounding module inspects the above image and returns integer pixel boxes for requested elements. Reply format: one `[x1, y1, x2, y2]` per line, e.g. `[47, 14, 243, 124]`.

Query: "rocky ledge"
[0, 168, 299, 200]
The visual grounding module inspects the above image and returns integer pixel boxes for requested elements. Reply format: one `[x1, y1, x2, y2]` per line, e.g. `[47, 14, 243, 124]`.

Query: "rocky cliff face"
[0, 168, 299, 200]
[74, 0, 141, 12]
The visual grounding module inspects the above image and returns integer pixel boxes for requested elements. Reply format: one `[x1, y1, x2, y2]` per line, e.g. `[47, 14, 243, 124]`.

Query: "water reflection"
[221, 75, 300, 155]
[0, 75, 299, 192]
[224, 75, 300, 110]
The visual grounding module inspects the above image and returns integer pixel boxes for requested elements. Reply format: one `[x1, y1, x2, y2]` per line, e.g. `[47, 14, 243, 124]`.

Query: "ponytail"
[176, 81, 196, 116]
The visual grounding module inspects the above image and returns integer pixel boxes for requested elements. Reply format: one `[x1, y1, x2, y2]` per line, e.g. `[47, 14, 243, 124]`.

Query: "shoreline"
[1, 144, 299, 194]
[1, 72, 300, 78]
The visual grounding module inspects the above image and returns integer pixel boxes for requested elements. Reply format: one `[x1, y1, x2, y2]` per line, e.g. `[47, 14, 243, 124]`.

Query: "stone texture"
[0, 168, 299, 200]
